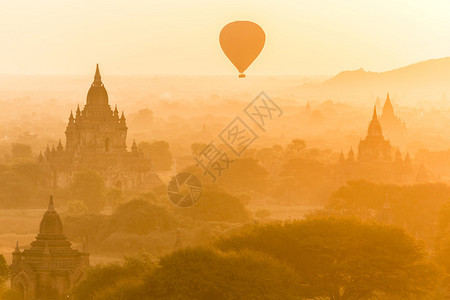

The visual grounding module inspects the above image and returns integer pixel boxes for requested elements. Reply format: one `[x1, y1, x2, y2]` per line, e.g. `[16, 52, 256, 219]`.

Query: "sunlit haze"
[0, 0, 449, 75]
[1, 1, 450, 299]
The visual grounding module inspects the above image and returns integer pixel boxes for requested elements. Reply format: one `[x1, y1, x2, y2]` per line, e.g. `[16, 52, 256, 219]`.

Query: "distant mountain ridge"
[303, 57, 450, 99]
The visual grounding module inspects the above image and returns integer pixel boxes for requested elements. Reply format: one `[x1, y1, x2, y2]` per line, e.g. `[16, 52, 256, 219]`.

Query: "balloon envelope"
[219, 21, 265, 77]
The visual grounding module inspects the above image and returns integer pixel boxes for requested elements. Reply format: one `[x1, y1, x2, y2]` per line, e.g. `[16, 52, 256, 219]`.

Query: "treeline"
[319, 181, 450, 248]
[63, 187, 250, 256]
[68, 218, 444, 300]
[188, 138, 338, 205]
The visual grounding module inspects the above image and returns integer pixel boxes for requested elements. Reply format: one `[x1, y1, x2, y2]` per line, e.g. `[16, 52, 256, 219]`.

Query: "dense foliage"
[326, 181, 450, 244]
[72, 255, 155, 300]
[217, 218, 443, 299]
[138, 140, 173, 171]
[0, 254, 8, 292]
[73, 248, 301, 300]
[0, 160, 48, 208]
[70, 169, 106, 213]
[181, 190, 250, 222]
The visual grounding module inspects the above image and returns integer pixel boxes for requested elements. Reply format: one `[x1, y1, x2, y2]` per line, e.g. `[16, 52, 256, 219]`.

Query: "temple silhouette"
[39, 65, 161, 190]
[337, 101, 419, 184]
[358, 106, 392, 162]
[379, 93, 407, 142]
[10, 196, 89, 299]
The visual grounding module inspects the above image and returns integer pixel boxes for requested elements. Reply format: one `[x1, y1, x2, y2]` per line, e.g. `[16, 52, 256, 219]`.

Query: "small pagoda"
[10, 196, 89, 300]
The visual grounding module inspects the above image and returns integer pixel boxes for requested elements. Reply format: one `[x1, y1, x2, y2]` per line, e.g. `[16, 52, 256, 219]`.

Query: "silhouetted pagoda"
[358, 106, 392, 162]
[337, 105, 414, 184]
[40, 65, 160, 190]
[379, 93, 407, 141]
[10, 196, 89, 300]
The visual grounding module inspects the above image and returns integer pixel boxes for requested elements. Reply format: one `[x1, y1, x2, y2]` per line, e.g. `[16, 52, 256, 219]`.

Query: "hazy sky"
[0, 0, 449, 76]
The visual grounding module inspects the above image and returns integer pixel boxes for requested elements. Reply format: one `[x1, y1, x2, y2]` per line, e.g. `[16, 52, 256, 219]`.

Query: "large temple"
[337, 104, 414, 184]
[357, 106, 392, 162]
[379, 93, 407, 141]
[10, 196, 89, 300]
[40, 65, 160, 190]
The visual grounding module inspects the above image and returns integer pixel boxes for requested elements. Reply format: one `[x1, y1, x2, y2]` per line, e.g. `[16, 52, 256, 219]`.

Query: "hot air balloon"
[219, 21, 265, 78]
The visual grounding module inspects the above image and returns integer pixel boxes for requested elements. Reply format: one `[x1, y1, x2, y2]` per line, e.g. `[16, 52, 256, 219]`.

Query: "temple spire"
[48, 195, 55, 211]
[57, 139, 63, 151]
[38, 151, 44, 162]
[93, 64, 102, 87]
[14, 241, 20, 253]
[382, 92, 394, 117]
[94, 64, 102, 83]
[76, 105, 81, 119]
[372, 105, 378, 120]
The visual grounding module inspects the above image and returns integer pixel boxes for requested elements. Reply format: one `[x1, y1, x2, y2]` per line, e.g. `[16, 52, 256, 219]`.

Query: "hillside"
[300, 57, 450, 102]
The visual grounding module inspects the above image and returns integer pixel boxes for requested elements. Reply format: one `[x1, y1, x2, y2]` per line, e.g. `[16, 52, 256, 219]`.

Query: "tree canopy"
[181, 190, 249, 223]
[216, 218, 443, 299]
[70, 169, 105, 212]
[73, 248, 300, 300]
[104, 199, 177, 236]
[11, 143, 33, 160]
[138, 141, 173, 171]
[72, 255, 155, 300]
[0, 254, 8, 292]
[327, 181, 450, 245]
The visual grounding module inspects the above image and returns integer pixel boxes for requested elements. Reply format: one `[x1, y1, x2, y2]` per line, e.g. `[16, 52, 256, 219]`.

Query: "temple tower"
[65, 64, 127, 153]
[380, 92, 407, 140]
[10, 196, 89, 300]
[358, 106, 392, 162]
[42, 65, 158, 191]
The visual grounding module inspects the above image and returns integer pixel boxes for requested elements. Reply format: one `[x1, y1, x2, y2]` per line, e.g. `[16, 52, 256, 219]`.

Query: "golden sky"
[0, 0, 449, 76]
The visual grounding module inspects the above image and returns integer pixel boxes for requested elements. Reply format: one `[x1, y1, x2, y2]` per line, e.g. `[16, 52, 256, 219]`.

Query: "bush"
[181, 190, 249, 223]
[217, 218, 443, 299]
[73, 248, 300, 300]
[103, 199, 177, 236]
[70, 170, 105, 213]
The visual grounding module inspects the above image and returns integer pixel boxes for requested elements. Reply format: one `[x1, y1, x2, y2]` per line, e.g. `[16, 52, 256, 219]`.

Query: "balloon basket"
[239, 73, 246, 78]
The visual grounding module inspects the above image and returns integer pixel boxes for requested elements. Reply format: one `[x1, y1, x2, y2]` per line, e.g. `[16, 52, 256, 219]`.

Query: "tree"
[138, 141, 173, 171]
[10, 143, 32, 160]
[72, 255, 154, 300]
[182, 190, 249, 223]
[105, 188, 124, 208]
[217, 218, 443, 299]
[271, 157, 335, 204]
[129, 108, 154, 127]
[75, 248, 301, 300]
[256, 145, 284, 177]
[327, 181, 450, 245]
[0, 161, 47, 208]
[64, 213, 108, 245]
[71, 169, 105, 213]
[67, 200, 88, 215]
[0, 254, 9, 293]
[285, 139, 306, 157]
[190, 142, 207, 157]
[219, 158, 268, 194]
[103, 199, 177, 236]
[145, 247, 301, 300]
